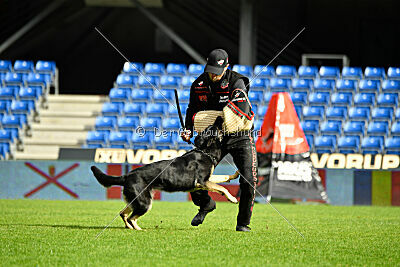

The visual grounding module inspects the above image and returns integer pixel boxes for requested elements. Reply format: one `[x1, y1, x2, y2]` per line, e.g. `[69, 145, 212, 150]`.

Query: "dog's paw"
[229, 197, 239, 204]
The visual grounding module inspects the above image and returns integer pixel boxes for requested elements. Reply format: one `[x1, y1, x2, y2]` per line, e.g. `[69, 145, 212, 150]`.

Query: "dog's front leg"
[204, 181, 238, 204]
[208, 170, 240, 183]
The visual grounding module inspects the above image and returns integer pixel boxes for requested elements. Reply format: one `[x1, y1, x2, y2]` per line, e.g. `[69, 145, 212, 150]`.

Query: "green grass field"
[0, 199, 399, 266]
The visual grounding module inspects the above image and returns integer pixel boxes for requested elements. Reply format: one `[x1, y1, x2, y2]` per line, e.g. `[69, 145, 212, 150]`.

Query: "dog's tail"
[90, 166, 126, 187]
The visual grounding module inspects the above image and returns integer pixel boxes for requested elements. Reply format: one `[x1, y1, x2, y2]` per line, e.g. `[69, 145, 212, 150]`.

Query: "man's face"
[208, 65, 229, 82]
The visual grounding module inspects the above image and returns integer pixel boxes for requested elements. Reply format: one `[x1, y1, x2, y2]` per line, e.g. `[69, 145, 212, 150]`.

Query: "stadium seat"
[338, 136, 360, 154]
[181, 76, 196, 89]
[188, 64, 204, 76]
[253, 65, 275, 78]
[305, 135, 314, 148]
[354, 93, 375, 106]
[138, 75, 159, 88]
[124, 102, 146, 115]
[140, 117, 161, 129]
[319, 66, 340, 79]
[290, 92, 307, 105]
[144, 63, 165, 76]
[116, 74, 138, 88]
[325, 106, 347, 121]
[0, 129, 15, 145]
[348, 107, 370, 121]
[367, 121, 388, 136]
[335, 79, 357, 92]
[122, 62, 143, 75]
[371, 107, 393, 120]
[166, 63, 187, 76]
[276, 65, 296, 78]
[35, 60, 56, 75]
[160, 75, 181, 89]
[154, 133, 175, 149]
[395, 108, 400, 120]
[358, 79, 380, 93]
[291, 78, 312, 91]
[313, 79, 334, 91]
[132, 132, 155, 148]
[341, 67, 362, 79]
[385, 137, 400, 152]
[301, 120, 319, 135]
[25, 73, 48, 89]
[248, 91, 264, 104]
[232, 65, 251, 77]
[146, 103, 168, 116]
[0, 86, 18, 100]
[303, 106, 324, 120]
[361, 136, 383, 154]
[153, 89, 175, 102]
[364, 67, 385, 80]
[168, 103, 188, 116]
[320, 121, 341, 136]
[0, 144, 6, 160]
[377, 93, 398, 107]
[381, 80, 400, 92]
[269, 78, 290, 91]
[10, 100, 34, 115]
[18, 87, 40, 101]
[0, 60, 12, 73]
[117, 117, 139, 131]
[1, 115, 23, 129]
[314, 135, 336, 153]
[387, 67, 400, 80]
[330, 92, 352, 106]
[101, 102, 123, 116]
[343, 121, 365, 136]
[178, 89, 190, 102]
[254, 120, 263, 131]
[391, 121, 400, 136]
[298, 66, 318, 78]
[263, 92, 272, 103]
[109, 88, 131, 103]
[95, 116, 116, 131]
[308, 92, 330, 106]
[4, 72, 23, 86]
[0, 100, 10, 114]
[13, 60, 34, 73]
[250, 78, 268, 90]
[162, 117, 180, 129]
[108, 131, 132, 148]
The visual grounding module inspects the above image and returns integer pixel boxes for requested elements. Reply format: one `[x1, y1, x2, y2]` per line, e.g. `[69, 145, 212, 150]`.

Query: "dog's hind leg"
[203, 181, 238, 204]
[120, 205, 134, 229]
[208, 171, 240, 183]
[125, 188, 153, 230]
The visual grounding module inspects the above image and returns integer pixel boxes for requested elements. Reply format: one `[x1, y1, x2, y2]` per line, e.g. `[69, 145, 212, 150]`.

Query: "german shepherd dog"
[90, 118, 239, 230]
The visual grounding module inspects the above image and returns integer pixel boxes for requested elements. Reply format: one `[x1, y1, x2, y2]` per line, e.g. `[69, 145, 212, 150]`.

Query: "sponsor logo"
[273, 161, 313, 182]
[95, 149, 187, 164]
[221, 79, 229, 89]
[217, 59, 224, 66]
[199, 95, 207, 101]
[219, 95, 229, 103]
[198, 81, 203, 86]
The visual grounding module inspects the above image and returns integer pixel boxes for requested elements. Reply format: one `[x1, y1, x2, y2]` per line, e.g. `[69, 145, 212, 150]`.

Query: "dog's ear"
[213, 116, 224, 129]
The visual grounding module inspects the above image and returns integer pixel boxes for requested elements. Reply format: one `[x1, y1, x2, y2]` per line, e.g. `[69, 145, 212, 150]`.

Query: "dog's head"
[194, 116, 224, 151]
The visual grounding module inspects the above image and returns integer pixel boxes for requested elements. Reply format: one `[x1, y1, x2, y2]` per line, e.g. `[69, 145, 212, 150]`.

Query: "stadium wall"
[0, 160, 399, 206]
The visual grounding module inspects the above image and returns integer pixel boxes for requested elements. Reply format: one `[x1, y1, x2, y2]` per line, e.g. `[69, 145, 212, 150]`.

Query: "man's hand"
[181, 129, 192, 143]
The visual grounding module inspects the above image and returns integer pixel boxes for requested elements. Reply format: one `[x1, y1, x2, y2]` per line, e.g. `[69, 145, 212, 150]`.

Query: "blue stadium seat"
[314, 135, 336, 153]
[0, 129, 15, 145]
[153, 89, 175, 102]
[132, 132, 155, 148]
[131, 88, 152, 102]
[343, 121, 365, 136]
[303, 106, 324, 120]
[109, 88, 131, 103]
[138, 75, 159, 88]
[253, 65, 275, 78]
[233, 65, 252, 77]
[290, 92, 307, 105]
[387, 67, 400, 80]
[298, 66, 317, 79]
[248, 91, 263, 104]
[251, 104, 258, 117]
[10, 100, 34, 115]
[101, 102, 123, 116]
[338, 136, 360, 154]
[367, 121, 388, 137]
[13, 60, 34, 73]
[95, 116, 116, 131]
[154, 133, 175, 149]
[181, 76, 196, 89]
[313, 79, 334, 91]
[319, 66, 340, 79]
[320, 120, 341, 136]
[0, 144, 7, 160]
[358, 79, 379, 93]
[381, 80, 400, 92]
[364, 67, 385, 80]
[1, 114, 23, 129]
[335, 79, 357, 92]
[19, 87, 40, 101]
[354, 93, 375, 106]
[330, 92, 352, 106]
[0, 60, 12, 73]
[301, 120, 319, 135]
[308, 92, 330, 106]
[255, 105, 266, 119]
[0, 86, 18, 100]
[146, 103, 168, 116]
[326, 106, 347, 121]
[35, 61, 56, 75]
[86, 131, 108, 148]
[341, 67, 362, 79]
[123, 62, 143, 75]
[276, 65, 296, 78]
[116, 74, 138, 88]
[377, 93, 398, 107]
[305, 135, 314, 148]
[348, 107, 370, 121]
[4, 72, 23, 86]
[361, 136, 383, 154]
[166, 63, 187, 76]
[117, 117, 138, 131]
[391, 121, 400, 136]
[188, 64, 204, 76]
[385, 137, 400, 153]
[0, 100, 10, 114]
[293, 105, 302, 118]
[264, 92, 272, 103]
[124, 102, 146, 115]
[269, 78, 290, 91]
[291, 78, 312, 91]
[178, 89, 190, 103]
[160, 75, 181, 89]
[144, 63, 165, 76]
[371, 107, 393, 120]
[162, 117, 180, 129]
[108, 131, 132, 148]
[250, 78, 268, 90]
[25, 73, 48, 89]
[168, 103, 188, 116]
[254, 120, 263, 131]
[140, 117, 161, 129]
[396, 108, 400, 120]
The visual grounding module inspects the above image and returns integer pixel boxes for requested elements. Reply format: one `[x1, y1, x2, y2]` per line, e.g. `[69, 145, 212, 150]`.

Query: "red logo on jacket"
[199, 95, 207, 101]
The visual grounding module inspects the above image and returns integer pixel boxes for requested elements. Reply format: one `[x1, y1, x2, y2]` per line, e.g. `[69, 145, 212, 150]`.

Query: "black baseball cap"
[204, 49, 229, 75]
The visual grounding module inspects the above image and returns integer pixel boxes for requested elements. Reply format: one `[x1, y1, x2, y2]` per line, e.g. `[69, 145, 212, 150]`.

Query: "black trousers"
[190, 135, 258, 226]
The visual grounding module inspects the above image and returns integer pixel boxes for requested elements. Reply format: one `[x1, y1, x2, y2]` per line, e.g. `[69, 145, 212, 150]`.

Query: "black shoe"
[191, 208, 215, 226]
[236, 225, 251, 232]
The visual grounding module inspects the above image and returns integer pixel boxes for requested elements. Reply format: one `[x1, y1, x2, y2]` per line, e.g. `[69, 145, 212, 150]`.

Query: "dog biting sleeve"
[222, 89, 254, 133]
[193, 110, 224, 133]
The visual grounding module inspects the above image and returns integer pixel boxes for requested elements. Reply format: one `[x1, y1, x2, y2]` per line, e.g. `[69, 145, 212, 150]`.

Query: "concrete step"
[39, 109, 100, 118]
[37, 117, 96, 126]
[23, 138, 83, 146]
[14, 145, 60, 160]
[47, 94, 107, 103]
[29, 130, 88, 140]
[31, 124, 92, 131]
[46, 102, 104, 112]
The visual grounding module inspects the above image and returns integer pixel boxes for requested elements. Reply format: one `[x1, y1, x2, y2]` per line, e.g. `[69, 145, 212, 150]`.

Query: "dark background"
[0, 0, 399, 95]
